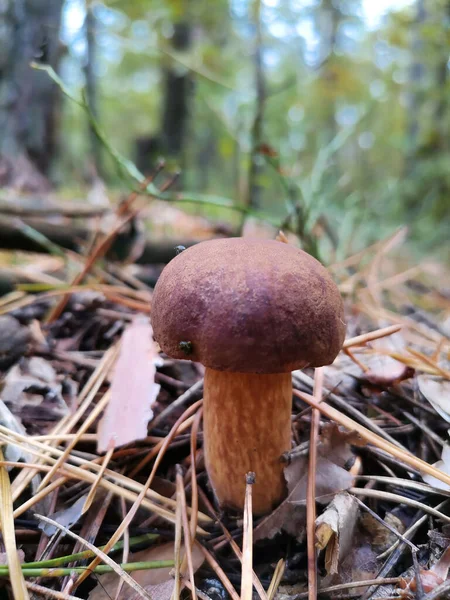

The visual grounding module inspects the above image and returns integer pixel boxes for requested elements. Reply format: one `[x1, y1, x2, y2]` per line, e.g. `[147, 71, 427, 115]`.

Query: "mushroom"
[151, 238, 346, 515]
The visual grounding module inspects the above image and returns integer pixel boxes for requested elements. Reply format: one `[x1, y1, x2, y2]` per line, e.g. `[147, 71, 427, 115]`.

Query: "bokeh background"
[1, 0, 449, 263]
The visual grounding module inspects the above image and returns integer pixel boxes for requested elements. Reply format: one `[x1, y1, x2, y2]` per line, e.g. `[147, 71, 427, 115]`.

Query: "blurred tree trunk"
[406, 0, 426, 171]
[84, 2, 103, 177]
[0, 0, 63, 191]
[160, 21, 193, 176]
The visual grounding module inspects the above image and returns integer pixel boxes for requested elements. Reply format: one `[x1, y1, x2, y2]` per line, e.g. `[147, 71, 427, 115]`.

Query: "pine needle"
[0, 448, 29, 600]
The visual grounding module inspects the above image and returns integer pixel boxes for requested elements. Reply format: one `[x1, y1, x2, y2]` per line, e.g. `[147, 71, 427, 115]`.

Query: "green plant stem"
[23, 533, 158, 569]
[0, 560, 174, 578]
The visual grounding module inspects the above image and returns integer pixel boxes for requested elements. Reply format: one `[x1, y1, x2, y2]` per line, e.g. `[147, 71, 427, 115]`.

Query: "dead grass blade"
[241, 473, 255, 600]
[189, 408, 203, 541]
[38, 390, 111, 491]
[0, 448, 29, 600]
[197, 489, 268, 600]
[176, 466, 197, 600]
[267, 559, 285, 600]
[34, 514, 153, 600]
[306, 367, 323, 600]
[82, 445, 114, 514]
[97, 315, 160, 452]
[294, 391, 450, 489]
[171, 478, 183, 600]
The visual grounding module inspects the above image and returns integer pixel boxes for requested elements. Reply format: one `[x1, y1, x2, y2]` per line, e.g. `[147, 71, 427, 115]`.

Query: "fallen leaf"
[97, 315, 161, 453]
[418, 374, 450, 423]
[88, 542, 204, 600]
[315, 492, 359, 575]
[319, 423, 366, 468]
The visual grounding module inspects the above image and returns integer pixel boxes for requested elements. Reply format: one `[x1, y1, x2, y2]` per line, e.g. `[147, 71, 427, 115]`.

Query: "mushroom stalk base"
[203, 368, 292, 515]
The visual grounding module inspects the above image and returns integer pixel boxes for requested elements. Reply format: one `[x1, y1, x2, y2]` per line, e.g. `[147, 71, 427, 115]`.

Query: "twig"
[307, 368, 324, 600]
[189, 408, 203, 540]
[241, 472, 255, 600]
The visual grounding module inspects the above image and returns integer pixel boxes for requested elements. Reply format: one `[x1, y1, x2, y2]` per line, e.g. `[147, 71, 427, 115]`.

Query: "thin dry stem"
[240, 473, 254, 600]
[82, 444, 114, 514]
[189, 408, 203, 541]
[196, 543, 240, 600]
[306, 367, 323, 600]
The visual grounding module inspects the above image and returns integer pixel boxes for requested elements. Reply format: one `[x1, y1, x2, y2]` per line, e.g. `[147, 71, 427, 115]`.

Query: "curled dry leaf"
[97, 314, 161, 453]
[315, 492, 359, 575]
[87, 542, 205, 600]
[418, 374, 450, 423]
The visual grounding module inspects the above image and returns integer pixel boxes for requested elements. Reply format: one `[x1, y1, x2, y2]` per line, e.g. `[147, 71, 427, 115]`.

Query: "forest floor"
[0, 194, 449, 600]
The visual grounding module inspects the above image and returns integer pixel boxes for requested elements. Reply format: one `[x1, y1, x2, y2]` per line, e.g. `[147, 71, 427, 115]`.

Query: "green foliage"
[55, 0, 450, 262]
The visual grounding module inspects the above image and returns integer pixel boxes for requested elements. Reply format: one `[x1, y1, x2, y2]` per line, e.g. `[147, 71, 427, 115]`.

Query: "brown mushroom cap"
[151, 238, 346, 373]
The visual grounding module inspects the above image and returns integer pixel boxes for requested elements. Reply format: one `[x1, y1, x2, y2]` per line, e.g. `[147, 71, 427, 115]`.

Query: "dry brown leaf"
[87, 542, 204, 600]
[418, 374, 450, 423]
[254, 457, 354, 542]
[97, 315, 161, 453]
[315, 492, 359, 575]
[319, 423, 366, 468]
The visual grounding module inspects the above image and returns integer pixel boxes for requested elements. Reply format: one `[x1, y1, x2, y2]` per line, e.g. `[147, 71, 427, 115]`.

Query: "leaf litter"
[0, 217, 449, 600]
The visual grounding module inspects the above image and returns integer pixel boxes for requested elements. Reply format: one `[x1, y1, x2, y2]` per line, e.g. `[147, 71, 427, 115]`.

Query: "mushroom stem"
[203, 368, 292, 515]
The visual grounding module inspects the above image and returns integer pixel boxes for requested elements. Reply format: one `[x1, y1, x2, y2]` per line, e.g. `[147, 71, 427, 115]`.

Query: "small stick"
[306, 367, 324, 600]
[241, 473, 255, 600]
[82, 444, 114, 514]
[343, 324, 402, 349]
